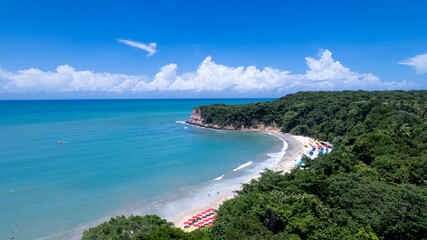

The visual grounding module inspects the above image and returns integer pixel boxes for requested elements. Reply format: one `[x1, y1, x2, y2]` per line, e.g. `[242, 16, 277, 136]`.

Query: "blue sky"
[0, 0, 426, 99]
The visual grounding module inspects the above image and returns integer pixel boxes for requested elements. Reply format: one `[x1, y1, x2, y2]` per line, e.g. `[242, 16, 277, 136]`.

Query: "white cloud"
[0, 50, 415, 95]
[399, 53, 427, 74]
[118, 39, 157, 57]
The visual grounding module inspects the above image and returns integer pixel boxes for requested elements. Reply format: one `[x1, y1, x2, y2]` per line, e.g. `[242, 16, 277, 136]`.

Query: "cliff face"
[187, 109, 204, 126]
[186, 108, 281, 131]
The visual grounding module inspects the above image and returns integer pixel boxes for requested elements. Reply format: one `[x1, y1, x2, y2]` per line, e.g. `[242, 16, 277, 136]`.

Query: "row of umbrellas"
[182, 208, 217, 231]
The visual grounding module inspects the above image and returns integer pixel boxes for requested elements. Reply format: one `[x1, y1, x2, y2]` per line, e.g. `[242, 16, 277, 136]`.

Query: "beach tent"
[322, 141, 334, 148]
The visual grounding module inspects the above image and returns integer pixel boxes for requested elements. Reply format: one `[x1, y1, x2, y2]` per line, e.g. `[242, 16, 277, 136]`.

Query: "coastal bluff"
[186, 108, 281, 131]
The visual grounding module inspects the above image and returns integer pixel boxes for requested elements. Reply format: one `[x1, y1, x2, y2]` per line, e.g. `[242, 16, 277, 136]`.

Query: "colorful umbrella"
[183, 221, 190, 225]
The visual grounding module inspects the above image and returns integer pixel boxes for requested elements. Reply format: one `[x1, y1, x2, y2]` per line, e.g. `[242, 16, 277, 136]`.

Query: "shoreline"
[66, 129, 312, 238]
[171, 130, 310, 229]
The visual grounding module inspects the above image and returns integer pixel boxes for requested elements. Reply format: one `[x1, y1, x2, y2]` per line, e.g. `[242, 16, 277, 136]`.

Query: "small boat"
[57, 141, 63, 144]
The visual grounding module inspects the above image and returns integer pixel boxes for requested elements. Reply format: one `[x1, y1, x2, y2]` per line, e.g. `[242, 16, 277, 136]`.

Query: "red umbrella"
[205, 209, 212, 212]
[194, 224, 200, 227]
[213, 217, 218, 220]
[192, 216, 198, 219]
[197, 214, 202, 217]
[201, 211, 206, 214]
[183, 221, 190, 225]
[188, 218, 194, 222]
[207, 223, 214, 226]
[208, 217, 214, 220]
[203, 219, 209, 222]
[208, 208, 214, 211]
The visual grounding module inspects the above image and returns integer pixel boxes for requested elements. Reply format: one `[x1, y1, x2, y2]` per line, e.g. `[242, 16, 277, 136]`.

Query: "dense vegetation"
[82, 90, 426, 239]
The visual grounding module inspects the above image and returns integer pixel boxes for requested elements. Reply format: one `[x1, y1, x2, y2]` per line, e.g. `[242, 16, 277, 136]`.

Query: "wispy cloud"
[399, 53, 427, 74]
[0, 50, 415, 95]
[118, 39, 157, 57]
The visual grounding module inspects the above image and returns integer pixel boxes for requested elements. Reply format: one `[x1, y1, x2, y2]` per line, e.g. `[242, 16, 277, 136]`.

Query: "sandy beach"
[171, 131, 313, 229]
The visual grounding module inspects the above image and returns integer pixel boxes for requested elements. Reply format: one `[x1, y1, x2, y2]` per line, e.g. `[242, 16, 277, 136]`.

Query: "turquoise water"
[0, 99, 283, 240]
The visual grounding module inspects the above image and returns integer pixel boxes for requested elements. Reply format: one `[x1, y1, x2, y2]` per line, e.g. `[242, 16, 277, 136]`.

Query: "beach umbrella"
[188, 227, 194, 231]
[188, 218, 194, 222]
[184, 225, 190, 229]
[213, 217, 218, 220]
[197, 214, 203, 217]
[207, 223, 214, 226]
[204, 219, 209, 222]
[194, 224, 200, 227]
[183, 221, 190, 225]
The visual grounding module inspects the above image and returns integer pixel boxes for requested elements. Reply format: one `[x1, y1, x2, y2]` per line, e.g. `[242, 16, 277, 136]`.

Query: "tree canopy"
[82, 90, 426, 240]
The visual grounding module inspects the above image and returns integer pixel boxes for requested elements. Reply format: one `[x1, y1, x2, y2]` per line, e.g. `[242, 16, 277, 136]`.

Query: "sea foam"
[233, 161, 253, 171]
[214, 174, 225, 181]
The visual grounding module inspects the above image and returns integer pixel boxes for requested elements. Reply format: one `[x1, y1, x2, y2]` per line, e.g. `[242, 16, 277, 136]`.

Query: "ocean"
[0, 99, 286, 240]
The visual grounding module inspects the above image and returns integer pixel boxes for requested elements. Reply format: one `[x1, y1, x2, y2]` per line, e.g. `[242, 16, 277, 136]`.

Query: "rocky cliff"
[187, 109, 204, 126]
[186, 108, 281, 131]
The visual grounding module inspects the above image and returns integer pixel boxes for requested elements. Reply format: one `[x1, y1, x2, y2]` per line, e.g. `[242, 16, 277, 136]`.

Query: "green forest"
[82, 90, 426, 240]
